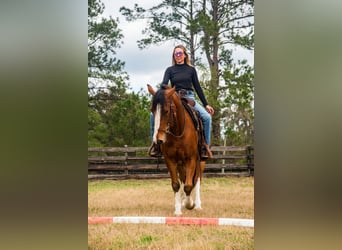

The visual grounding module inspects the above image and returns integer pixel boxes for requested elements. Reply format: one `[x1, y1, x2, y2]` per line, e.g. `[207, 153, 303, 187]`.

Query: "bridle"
[160, 93, 186, 138]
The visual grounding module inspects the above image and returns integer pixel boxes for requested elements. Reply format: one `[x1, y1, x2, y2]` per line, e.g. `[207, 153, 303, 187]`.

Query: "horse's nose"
[157, 139, 163, 145]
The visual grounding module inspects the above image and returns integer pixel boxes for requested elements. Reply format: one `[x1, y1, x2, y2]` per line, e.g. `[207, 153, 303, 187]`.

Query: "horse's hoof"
[194, 206, 202, 210]
[174, 208, 182, 216]
[185, 202, 195, 210]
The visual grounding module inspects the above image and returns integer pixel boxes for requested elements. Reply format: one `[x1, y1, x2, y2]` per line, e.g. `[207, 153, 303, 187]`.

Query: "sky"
[100, 0, 254, 93]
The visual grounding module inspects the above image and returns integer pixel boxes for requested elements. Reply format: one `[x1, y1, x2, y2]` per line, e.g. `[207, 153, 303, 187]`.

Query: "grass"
[88, 177, 254, 249]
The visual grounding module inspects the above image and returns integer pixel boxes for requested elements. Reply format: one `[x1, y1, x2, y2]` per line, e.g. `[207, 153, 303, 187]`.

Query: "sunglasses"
[174, 51, 184, 57]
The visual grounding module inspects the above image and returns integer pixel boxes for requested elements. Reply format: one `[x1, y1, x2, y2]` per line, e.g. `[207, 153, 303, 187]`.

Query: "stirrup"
[200, 148, 209, 160]
[200, 145, 212, 160]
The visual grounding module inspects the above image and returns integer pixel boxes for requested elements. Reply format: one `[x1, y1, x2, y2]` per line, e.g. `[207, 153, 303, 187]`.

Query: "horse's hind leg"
[194, 161, 205, 210]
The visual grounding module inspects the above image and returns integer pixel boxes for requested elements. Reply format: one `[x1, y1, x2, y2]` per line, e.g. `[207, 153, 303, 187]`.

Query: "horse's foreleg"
[165, 159, 180, 192]
[194, 178, 202, 210]
[165, 159, 182, 215]
[174, 189, 182, 215]
[183, 158, 197, 210]
[171, 173, 182, 215]
[184, 158, 196, 195]
[184, 195, 195, 210]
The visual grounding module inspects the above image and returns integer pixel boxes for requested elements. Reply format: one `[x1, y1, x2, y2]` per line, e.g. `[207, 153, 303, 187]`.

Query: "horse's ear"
[166, 86, 176, 97]
[147, 84, 155, 96]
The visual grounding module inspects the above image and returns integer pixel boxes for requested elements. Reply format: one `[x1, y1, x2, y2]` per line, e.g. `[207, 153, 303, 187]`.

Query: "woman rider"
[148, 44, 215, 159]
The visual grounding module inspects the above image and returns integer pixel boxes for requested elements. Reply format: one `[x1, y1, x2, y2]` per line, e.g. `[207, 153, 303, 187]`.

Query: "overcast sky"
[101, 0, 254, 93]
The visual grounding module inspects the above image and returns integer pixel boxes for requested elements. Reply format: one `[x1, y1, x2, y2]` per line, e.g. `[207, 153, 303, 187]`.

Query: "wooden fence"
[88, 146, 254, 180]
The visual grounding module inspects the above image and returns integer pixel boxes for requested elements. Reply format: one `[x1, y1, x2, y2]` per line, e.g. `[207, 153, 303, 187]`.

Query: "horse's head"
[147, 84, 176, 144]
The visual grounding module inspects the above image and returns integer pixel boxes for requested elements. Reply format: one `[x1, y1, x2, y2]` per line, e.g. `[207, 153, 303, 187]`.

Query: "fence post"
[246, 146, 253, 176]
[124, 145, 128, 175]
[222, 139, 226, 173]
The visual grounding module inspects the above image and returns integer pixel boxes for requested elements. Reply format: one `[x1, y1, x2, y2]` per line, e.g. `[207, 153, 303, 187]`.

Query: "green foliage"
[198, 0, 254, 144]
[88, 0, 151, 147]
[88, 0, 128, 85]
[221, 60, 254, 145]
[88, 107, 108, 147]
[88, 90, 151, 147]
[109, 91, 151, 146]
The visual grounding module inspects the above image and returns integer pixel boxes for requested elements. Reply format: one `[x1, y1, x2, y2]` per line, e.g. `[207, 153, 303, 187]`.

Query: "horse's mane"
[151, 84, 171, 112]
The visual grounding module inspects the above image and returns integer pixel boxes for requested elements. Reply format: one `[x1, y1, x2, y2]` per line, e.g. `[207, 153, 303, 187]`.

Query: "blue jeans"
[150, 90, 212, 146]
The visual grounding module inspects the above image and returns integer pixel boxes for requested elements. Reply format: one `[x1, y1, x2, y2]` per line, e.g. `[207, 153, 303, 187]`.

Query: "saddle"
[178, 90, 211, 159]
[178, 92, 196, 108]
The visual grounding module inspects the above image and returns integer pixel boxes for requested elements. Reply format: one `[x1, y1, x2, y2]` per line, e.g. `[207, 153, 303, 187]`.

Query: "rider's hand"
[206, 105, 215, 116]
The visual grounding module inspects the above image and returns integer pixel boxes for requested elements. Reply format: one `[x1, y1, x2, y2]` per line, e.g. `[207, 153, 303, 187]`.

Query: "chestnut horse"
[147, 84, 205, 215]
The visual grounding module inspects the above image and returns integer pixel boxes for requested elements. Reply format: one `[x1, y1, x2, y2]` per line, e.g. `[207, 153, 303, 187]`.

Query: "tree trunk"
[201, 0, 221, 145]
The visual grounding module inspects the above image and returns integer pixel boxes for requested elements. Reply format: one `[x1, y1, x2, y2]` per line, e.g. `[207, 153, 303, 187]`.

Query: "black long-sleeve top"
[161, 63, 208, 107]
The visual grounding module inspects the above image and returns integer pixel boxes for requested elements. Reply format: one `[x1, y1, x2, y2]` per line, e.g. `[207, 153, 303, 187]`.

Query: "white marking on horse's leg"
[194, 178, 202, 210]
[174, 190, 182, 215]
[179, 182, 186, 207]
[153, 104, 161, 143]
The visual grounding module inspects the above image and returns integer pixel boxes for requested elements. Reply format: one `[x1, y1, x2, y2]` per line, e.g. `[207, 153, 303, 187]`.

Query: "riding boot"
[200, 147, 209, 160]
[200, 144, 212, 160]
[148, 143, 162, 157]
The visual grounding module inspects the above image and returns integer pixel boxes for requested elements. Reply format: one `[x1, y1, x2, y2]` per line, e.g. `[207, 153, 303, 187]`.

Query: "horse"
[147, 84, 205, 215]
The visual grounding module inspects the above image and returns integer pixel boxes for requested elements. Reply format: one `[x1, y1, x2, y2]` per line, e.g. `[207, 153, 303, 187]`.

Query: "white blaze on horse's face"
[153, 104, 161, 144]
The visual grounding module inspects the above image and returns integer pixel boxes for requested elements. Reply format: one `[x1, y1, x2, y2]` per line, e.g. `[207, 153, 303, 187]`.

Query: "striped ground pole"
[88, 216, 254, 228]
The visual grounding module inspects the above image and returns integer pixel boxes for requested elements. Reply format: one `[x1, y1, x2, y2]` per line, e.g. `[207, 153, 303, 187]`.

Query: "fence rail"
[88, 146, 254, 180]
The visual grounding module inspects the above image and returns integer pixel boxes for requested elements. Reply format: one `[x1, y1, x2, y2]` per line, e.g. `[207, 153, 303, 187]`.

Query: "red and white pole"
[88, 216, 254, 227]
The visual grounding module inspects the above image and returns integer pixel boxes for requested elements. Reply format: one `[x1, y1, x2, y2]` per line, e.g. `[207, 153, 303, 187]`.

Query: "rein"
[164, 94, 186, 138]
